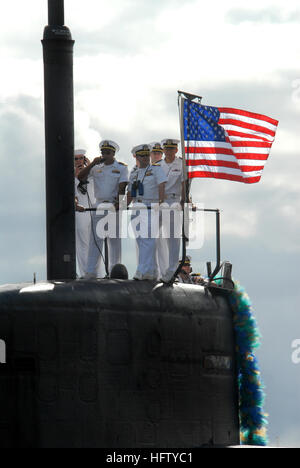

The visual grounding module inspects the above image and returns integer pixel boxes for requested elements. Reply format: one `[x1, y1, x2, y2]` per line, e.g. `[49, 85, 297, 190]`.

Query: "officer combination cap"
[149, 142, 164, 153]
[74, 149, 86, 156]
[99, 140, 120, 153]
[133, 144, 150, 157]
[161, 138, 180, 149]
[179, 255, 191, 265]
[131, 145, 138, 155]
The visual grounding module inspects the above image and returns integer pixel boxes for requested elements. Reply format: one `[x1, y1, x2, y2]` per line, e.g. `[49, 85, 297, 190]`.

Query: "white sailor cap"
[161, 138, 180, 149]
[74, 149, 86, 156]
[149, 142, 164, 153]
[99, 140, 120, 153]
[132, 144, 150, 157]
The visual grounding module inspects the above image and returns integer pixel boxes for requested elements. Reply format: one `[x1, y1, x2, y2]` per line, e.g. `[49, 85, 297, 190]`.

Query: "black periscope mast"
[0, 0, 241, 448]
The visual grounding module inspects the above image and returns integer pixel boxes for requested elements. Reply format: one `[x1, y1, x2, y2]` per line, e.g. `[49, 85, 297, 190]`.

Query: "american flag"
[183, 99, 279, 184]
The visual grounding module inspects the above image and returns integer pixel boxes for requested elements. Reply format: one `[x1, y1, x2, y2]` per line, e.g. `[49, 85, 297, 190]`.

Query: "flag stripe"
[186, 153, 236, 163]
[185, 147, 233, 155]
[219, 118, 276, 138]
[187, 165, 263, 177]
[185, 146, 270, 155]
[240, 165, 265, 172]
[226, 130, 272, 142]
[219, 112, 277, 132]
[223, 125, 275, 142]
[219, 107, 279, 126]
[229, 140, 272, 148]
[186, 159, 264, 172]
[187, 157, 266, 167]
[188, 171, 261, 184]
[185, 141, 232, 149]
[187, 159, 240, 169]
[233, 154, 269, 161]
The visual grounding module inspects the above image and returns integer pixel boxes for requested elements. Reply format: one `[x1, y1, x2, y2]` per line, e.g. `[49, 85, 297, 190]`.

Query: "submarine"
[0, 0, 240, 448]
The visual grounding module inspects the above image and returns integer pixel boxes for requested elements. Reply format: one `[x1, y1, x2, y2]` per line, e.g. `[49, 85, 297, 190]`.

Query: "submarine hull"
[0, 280, 240, 448]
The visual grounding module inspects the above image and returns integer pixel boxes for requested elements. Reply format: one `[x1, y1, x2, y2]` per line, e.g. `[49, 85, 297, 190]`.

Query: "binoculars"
[131, 180, 144, 197]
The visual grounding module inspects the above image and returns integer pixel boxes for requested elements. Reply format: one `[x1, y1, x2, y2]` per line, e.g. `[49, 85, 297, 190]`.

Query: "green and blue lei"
[228, 282, 268, 446]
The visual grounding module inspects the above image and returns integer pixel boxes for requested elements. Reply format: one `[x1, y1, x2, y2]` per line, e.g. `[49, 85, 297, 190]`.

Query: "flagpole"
[178, 93, 188, 202]
[177, 90, 202, 201]
[168, 91, 205, 284]
[178, 90, 203, 102]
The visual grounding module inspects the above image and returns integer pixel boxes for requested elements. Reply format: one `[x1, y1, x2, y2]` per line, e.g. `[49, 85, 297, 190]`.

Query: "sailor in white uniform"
[78, 140, 128, 278]
[127, 144, 167, 280]
[149, 142, 169, 278]
[74, 149, 95, 277]
[129, 145, 140, 184]
[74, 150, 105, 279]
[150, 141, 164, 164]
[130, 146, 142, 266]
[160, 138, 185, 282]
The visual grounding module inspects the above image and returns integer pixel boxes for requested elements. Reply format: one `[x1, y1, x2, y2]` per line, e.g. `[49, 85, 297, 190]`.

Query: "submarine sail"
[0, 280, 239, 448]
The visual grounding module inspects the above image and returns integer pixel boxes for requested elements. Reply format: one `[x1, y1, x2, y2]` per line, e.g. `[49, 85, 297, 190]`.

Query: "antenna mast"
[42, 0, 76, 280]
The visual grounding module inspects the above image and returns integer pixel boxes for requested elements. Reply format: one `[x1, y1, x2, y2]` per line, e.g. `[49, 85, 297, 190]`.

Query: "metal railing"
[81, 204, 223, 284]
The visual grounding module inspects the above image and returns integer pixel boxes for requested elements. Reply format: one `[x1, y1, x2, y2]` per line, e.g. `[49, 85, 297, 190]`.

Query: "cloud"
[0, 96, 44, 202]
[0, 0, 196, 60]
[226, 7, 300, 25]
[28, 255, 46, 267]
[278, 427, 300, 448]
[0, 95, 46, 283]
[74, 108, 102, 156]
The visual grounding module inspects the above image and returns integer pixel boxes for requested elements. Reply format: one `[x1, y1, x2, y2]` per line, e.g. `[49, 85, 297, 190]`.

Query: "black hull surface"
[0, 279, 240, 448]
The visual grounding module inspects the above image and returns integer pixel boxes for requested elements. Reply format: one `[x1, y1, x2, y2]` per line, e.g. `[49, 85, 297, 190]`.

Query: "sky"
[0, 0, 300, 447]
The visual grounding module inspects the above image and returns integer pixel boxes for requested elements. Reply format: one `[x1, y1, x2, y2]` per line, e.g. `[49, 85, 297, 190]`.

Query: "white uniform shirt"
[161, 158, 184, 200]
[90, 160, 129, 202]
[128, 164, 167, 204]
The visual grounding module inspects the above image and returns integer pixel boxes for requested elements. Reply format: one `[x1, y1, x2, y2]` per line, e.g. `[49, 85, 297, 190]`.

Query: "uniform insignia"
[145, 171, 153, 176]
[112, 170, 121, 174]
[152, 163, 161, 166]
[96, 170, 102, 173]
[117, 161, 128, 166]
